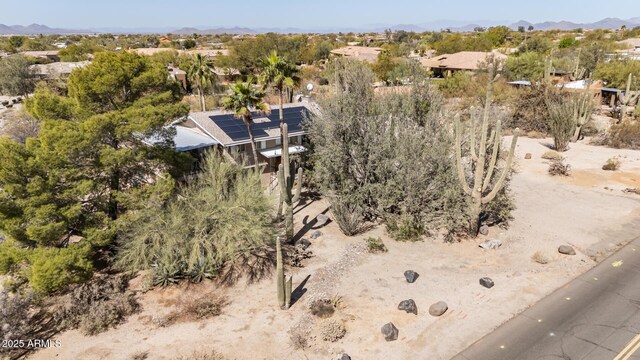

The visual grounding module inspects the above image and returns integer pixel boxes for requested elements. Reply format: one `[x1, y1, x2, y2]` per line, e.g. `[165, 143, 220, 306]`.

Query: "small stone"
[310, 231, 322, 239]
[381, 322, 399, 341]
[479, 277, 494, 288]
[404, 270, 419, 283]
[398, 299, 418, 315]
[316, 214, 329, 227]
[479, 239, 502, 250]
[429, 301, 448, 317]
[334, 354, 351, 360]
[479, 225, 489, 236]
[296, 238, 311, 249]
[525, 153, 532, 159]
[558, 245, 576, 256]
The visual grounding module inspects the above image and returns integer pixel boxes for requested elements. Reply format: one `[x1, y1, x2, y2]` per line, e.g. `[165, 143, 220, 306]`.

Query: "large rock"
[296, 238, 311, 250]
[381, 322, 399, 341]
[558, 245, 576, 256]
[479, 277, 495, 289]
[479, 239, 502, 250]
[398, 299, 418, 315]
[310, 231, 322, 239]
[479, 225, 489, 236]
[404, 270, 419, 283]
[316, 214, 329, 227]
[429, 301, 448, 317]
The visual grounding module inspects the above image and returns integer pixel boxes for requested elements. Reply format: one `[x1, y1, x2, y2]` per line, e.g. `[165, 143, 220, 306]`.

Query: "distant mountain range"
[1, 17, 640, 35]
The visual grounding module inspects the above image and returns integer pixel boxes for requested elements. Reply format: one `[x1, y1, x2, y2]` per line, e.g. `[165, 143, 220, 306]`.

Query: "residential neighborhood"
[1, 1, 640, 360]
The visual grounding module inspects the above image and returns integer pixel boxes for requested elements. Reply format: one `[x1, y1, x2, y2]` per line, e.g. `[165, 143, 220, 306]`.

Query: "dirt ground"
[30, 137, 640, 360]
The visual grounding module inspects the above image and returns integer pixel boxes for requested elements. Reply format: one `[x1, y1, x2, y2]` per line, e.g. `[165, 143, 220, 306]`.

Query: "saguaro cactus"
[278, 123, 303, 240]
[454, 71, 519, 236]
[275, 236, 292, 309]
[620, 73, 639, 120]
[571, 79, 594, 142]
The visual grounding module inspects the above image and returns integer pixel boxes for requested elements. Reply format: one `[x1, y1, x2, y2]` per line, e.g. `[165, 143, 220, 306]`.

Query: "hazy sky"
[1, 0, 639, 29]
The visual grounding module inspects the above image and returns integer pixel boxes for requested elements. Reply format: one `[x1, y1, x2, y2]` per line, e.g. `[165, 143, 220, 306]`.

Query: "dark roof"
[189, 104, 311, 146]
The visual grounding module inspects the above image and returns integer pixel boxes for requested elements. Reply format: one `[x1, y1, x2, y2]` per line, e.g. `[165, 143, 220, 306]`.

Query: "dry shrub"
[603, 121, 640, 149]
[541, 150, 563, 160]
[172, 349, 226, 360]
[328, 195, 366, 236]
[531, 251, 550, 264]
[0, 290, 36, 358]
[289, 327, 309, 350]
[54, 275, 139, 336]
[385, 214, 424, 242]
[310, 299, 336, 318]
[159, 293, 226, 327]
[548, 159, 571, 176]
[130, 351, 150, 360]
[320, 319, 346, 342]
[602, 157, 621, 171]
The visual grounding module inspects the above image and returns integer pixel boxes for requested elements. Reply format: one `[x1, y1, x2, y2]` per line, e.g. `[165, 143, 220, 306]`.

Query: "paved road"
[455, 236, 640, 360]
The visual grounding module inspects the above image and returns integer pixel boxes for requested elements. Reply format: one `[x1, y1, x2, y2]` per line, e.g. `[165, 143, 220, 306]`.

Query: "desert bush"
[546, 94, 576, 152]
[28, 245, 94, 294]
[602, 121, 640, 149]
[158, 294, 225, 327]
[54, 275, 138, 336]
[308, 59, 471, 237]
[310, 298, 336, 318]
[541, 150, 563, 160]
[117, 152, 275, 286]
[507, 84, 552, 134]
[548, 159, 571, 176]
[0, 240, 29, 274]
[365, 237, 387, 253]
[289, 327, 309, 350]
[481, 183, 515, 227]
[0, 290, 35, 355]
[385, 214, 424, 242]
[602, 157, 621, 171]
[320, 319, 346, 342]
[531, 251, 550, 264]
[328, 195, 366, 237]
[172, 349, 226, 360]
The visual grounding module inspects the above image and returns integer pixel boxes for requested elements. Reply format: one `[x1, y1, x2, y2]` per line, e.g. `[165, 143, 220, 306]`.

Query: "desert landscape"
[28, 136, 640, 360]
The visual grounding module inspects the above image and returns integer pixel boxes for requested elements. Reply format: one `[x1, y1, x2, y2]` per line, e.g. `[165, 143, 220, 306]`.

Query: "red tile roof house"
[421, 51, 508, 77]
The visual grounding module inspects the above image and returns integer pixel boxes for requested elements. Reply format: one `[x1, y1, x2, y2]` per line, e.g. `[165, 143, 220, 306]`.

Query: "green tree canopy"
[0, 55, 36, 97]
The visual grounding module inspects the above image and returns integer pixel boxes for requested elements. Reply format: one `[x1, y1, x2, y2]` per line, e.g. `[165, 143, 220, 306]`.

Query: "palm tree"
[222, 79, 269, 167]
[259, 51, 300, 144]
[188, 54, 215, 111]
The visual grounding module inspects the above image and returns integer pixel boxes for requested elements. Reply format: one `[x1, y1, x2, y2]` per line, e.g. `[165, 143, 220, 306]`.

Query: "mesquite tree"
[455, 73, 519, 236]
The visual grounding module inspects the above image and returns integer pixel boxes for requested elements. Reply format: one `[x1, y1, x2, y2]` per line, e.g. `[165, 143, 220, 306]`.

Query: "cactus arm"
[469, 107, 478, 161]
[482, 129, 519, 204]
[454, 114, 472, 195]
[473, 73, 494, 198]
[284, 274, 292, 309]
[482, 120, 502, 192]
[276, 236, 285, 309]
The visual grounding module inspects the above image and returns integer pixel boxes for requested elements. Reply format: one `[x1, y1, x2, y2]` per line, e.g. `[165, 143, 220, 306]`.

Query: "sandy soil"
[30, 137, 640, 360]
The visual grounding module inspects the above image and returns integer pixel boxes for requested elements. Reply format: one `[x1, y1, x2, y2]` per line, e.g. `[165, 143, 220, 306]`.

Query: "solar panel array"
[209, 106, 309, 142]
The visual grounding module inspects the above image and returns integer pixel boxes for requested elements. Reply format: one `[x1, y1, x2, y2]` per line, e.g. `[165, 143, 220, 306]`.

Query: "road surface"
[455, 236, 640, 360]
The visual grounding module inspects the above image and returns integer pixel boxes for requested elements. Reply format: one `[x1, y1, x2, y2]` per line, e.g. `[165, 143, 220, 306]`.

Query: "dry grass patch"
[320, 319, 346, 342]
[602, 157, 621, 171]
[531, 251, 551, 264]
[548, 159, 571, 176]
[156, 293, 226, 327]
[541, 150, 563, 160]
[172, 349, 226, 360]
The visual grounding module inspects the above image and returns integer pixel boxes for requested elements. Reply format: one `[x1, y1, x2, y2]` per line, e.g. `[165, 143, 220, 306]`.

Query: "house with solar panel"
[173, 102, 313, 178]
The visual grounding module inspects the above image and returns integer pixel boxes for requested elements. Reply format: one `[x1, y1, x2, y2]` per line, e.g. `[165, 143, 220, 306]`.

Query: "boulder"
[479, 277, 494, 289]
[558, 245, 576, 256]
[479, 239, 502, 250]
[398, 299, 418, 315]
[479, 225, 489, 236]
[310, 231, 322, 239]
[381, 322, 399, 341]
[316, 214, 329, 227]
[429, 301, 448, 317]
[525, 153, 532, 159]
[404, 270, 419, 283]
[296, 238, 311, 250]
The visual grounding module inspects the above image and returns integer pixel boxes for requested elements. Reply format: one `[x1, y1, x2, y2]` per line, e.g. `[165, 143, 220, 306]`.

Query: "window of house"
[258, 141, 266, 150]
[275, 137, 281, 146]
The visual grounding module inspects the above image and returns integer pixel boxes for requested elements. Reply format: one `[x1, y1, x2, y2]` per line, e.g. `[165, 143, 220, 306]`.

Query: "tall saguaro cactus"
[275, 236, 292, 309]
[278, 123, 303, 240]
[620, 73, 639, 121]
[454, 73, 519, 236]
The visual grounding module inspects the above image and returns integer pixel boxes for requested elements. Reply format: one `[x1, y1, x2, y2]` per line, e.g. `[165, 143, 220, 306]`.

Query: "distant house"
[420, 51, 508, 77]
[19, 50, 60, 62]
[31, 61, 89, 79]
[167, 66, 187, 90]
[131, 48, 176, 56]
[608, 38, 640, 61]
[178, 103, 313, 176]
[184, 49, 229, 58]
[330, 46, 383, 63]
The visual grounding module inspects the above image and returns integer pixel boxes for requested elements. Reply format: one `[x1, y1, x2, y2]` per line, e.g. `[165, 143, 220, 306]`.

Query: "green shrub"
[365, 237, 387, 253]
[328, 195, 366, 237]
[0, 240, 29, 274]
[385, 214, 424, 242]
[546, 94, 576, 152]
[602, 157, 621, 171]
[117, 152, 274, 287]
[27, 245, 93, 294]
